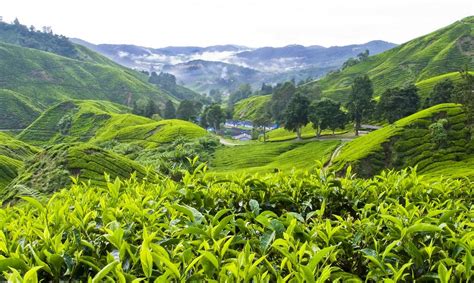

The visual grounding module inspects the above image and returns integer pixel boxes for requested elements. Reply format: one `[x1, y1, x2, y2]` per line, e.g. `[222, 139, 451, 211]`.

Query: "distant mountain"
[161, 60, 264, 94]
[71, 39, 396, 94]
[300, 16, 474, 102]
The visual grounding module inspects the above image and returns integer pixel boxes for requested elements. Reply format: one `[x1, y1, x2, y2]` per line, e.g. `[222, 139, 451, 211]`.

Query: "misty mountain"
[71, 38, 396, 93]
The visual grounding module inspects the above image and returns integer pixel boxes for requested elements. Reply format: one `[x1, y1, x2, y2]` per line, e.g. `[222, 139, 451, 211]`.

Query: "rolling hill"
[18, 100, 209, 147]
[232, 95, 271, 120]
[0, 132, 39, 191]
[0, 41, 175, 129]
[331, 103, 473, 178]
[300, 16, 474, 102]
[1, 143, 158, 202]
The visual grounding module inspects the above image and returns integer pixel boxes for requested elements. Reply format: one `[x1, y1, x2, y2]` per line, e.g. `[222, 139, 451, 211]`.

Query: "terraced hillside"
[18, 100, 133, 145]
[0, 41, 175, 129]
[93, 119, 209, 148]
[18, 100, 209, 148]
[331, 103, 473, 178]
[0, 133, 39, 190]
[300, 16, 474, 102]
[233, 95, 271, 120]
[210, 140, 340, 174]
[1, 143, 157, 202]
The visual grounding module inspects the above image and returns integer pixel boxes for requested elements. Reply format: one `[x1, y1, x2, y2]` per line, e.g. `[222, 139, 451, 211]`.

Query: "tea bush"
[0, 166, 472, 281]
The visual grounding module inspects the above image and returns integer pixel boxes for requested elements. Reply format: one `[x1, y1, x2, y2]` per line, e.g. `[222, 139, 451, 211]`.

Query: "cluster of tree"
[377, 85, 419, 123]
[148, 72, 177, 90]
[0, 18, 78, 58]
[132, 99, 162, 119]
[341, 50, 370, 70]
[200, 104, 226, 131]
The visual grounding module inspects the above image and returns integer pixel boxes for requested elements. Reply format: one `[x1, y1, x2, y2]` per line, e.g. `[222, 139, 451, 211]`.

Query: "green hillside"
[18, 100, 132, 145]
[0, 41, 175, 129]
[332, 103, 473, 178]
[1, 143, 157, 202]
[0, 133, 39, 190]
[210, 140, 339, 174]
[93, 119, 209, 148]
[301, 16, 474, 102]
[233, 95, 271, 120]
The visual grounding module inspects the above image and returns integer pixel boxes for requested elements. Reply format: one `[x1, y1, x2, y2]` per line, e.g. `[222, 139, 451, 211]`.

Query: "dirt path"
[218, 137, 241, 146]
[324, 143, 345, 169]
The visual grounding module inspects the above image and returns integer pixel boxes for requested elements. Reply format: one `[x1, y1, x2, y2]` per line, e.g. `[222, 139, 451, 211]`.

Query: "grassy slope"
[1, 143, 157, 201]
[0, 132, 39, 190]
[332, 103, 473, 178]
[0, 41, 175, 129]
[19, 100, 209, 147]
[233, 95, 271, 120]
[210, 140, 340, 174]
[18, 100, 131, 145]
[92, 119, 209, 148]
[300, 16, 474, 102]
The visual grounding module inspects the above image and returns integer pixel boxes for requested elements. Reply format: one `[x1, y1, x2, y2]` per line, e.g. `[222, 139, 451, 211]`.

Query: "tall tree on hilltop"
[283, 93, 310, 140]
[347, 75, 374, 135]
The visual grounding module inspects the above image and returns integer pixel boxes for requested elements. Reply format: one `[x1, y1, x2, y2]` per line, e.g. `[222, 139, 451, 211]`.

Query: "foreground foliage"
[0, 166, 472, 282]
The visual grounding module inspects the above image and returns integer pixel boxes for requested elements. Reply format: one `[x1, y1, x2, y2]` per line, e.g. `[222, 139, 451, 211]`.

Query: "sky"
[1, 0, 473, 48]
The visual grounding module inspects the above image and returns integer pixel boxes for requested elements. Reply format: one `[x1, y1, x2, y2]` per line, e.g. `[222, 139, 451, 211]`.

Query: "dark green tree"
[253, 111, 273, 142]
[270, 81, 296, 124]
[283, 93, 310, 140]
[309, 99, 346, 137]
[378, 85, 420, 123]
[205, 104, 226, 131]
[425, 79, 454, 107]
[347, 75, 374, 135]
[454, 66, 474, 128]
[176, 100, 198, 121]
[209, 89, 223, 104]
[163, 100, 176, 119]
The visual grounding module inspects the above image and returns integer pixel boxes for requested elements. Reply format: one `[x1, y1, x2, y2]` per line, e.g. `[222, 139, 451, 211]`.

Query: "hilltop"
[331, 103, 473, 178]
[300, 16, 474, 102]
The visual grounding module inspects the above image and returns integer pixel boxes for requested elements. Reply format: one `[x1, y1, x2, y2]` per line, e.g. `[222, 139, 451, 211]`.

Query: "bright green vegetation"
[210, 140, 339, 174]
[415, 71, 474, 98]
[300, 16, 474, 102]
[233, 95, 271, 120]
[0, 41, 175, 129]
[0, 133, 39, 190]
[332, 103, 473, 178]
[0, 89, 42, 129]
[0, 143, 156, 202]
[0, 168, 472, 281]
[93, 119, 209, 148]
[18, 100, 131, 145]
[267, 123, 347, 141]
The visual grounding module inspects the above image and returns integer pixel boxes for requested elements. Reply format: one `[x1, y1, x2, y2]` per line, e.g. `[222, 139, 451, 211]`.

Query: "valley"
[0, 12, 472, 282]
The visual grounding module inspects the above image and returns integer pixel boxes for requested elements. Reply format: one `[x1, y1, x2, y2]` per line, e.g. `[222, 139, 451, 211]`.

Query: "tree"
[253, 111, 273, 142]
[454, 66, 474, 128]
[347, 75, 374, 135]
[176, 100, 198, 121]
[205, 104, 226, 131]
[283, 93, 310, 140]
[163, 100, 176, 119]
[260, 83, 273, 94]
[309, 99, 346, 137]
[425, 79, 454, 107]
[270, 81, 296, 124]
[378, 85, 420, 123]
